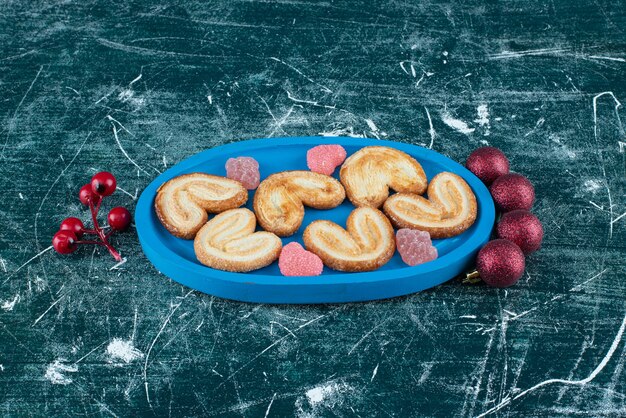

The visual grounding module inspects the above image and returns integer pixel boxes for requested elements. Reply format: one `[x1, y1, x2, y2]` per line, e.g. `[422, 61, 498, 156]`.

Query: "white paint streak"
[269, 56, 332, 93]
[425, 107, 435, 148]
[348, 319, 388, 355]
[319, 126, 365, 138]
[488, 47, 569, 60]
[592, 92, 622, 238]
[371, 363, 379, 382]
[306, 382, 345, 405]
[129, 73, 142, 85]
[144, 290, 193, 408]
[587, 55, 626, 63]
[477, 314, 626, 417]
[45, 359, 78, 385]
[524, 117, 545, 137]
[216, 314, 328, 391]
[583, 179, 602, 193]
[441, 110, 475, 134]
[286, 90, 336, 110]
[264, 393, 277, 418]
[110, 124, 151, 176]
[1, 293, 20, 311]
[365, 118, 378, 133]
[106, 338, 144, 364]
[3, 246, 52, 283]
[475, 104, 490, 136]
[610, 211, 626, 225]
[110, 258, 128, 270]
[116, 187, 138, 200]
[33, 295, 64, 326]
[1, 65, 44, 158]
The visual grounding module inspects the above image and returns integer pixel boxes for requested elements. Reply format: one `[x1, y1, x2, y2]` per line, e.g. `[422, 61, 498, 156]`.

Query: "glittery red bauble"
[476, 239, 525, 288]
[497, 210, 543, 254]
[466, 147, 510, 185]
[490, 173, 535, 212]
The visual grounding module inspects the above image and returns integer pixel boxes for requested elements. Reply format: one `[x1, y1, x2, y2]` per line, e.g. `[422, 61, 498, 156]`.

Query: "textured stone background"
[0, 1, 624, 416]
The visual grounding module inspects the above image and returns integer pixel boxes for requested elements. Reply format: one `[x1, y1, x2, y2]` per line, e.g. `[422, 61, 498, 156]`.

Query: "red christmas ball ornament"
[466, 147, 510, 185]
[497, 210, 543, 254]
[490, 173, 535, 212]
[476, 239, 525, 288]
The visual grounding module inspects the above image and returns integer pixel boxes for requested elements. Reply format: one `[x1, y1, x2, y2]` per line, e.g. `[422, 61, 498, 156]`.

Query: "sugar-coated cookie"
[253, 170, 345, 237]
[383, 172, 477, 239]
[194, 208, 282, 272]
[303, 207, 395, 272]
[340, 146, 427, 208]
[155, 173, 248, 239]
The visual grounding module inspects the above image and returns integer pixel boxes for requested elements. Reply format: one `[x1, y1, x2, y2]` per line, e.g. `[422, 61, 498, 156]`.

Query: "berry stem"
[76, 240, 107, 246]
[85, 196, 123, 262]
[101, 237, 122, 261]
[88, 198, 101, 231]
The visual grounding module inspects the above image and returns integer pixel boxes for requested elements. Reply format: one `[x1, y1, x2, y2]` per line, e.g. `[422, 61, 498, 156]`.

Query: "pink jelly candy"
[278, 242, 324, 276]
[225, 156, 260, 190]
[307, 145, 347, 175]
[396, 228, 438, 266]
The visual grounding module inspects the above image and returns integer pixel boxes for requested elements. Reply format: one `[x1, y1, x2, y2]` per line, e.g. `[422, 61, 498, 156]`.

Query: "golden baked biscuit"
[383, 172, 477, 239]
[303, 207, 395, 272]
[253, 170, 345, 237]
[340, 146, 427, 208]
[194, 208, 282, 272]
[155, 173, 248, 239]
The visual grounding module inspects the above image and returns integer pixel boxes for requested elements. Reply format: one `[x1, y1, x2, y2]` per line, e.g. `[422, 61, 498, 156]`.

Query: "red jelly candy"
[307, 145, 347, 176]
[225, 156, 260, 190]
[278, 242, 324, 276]
[396, 228, 438, 266]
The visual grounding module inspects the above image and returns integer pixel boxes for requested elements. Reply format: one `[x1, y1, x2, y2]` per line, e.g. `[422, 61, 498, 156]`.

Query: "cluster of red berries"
[52, 172, 131, 261]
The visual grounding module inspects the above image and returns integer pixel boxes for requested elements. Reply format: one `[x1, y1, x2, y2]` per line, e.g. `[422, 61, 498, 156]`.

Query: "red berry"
[108, 207, 131, 231]
[59, 217, 85, 238]
[52, 230, 78, 254]
[79, 183, 99, 206]
[91, 172, 116, 197]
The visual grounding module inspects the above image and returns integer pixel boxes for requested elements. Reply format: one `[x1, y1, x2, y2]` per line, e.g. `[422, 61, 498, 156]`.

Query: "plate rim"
[136, 136, 495, 289]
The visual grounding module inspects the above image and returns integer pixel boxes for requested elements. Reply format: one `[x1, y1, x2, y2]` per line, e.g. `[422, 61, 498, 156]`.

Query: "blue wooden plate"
[135, 137, 495, 304]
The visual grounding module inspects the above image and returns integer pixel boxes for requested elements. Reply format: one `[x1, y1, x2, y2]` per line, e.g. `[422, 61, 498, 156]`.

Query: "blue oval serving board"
[135, 137, 495, 304]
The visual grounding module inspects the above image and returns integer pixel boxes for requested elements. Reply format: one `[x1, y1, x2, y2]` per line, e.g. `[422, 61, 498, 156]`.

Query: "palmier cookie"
[303, 207, 395, 272]
[383, 172, 478, 239]
[340, 146, 427, 208]
[253, 171, 345, 237]
[194, 208, 282, 272]
[155, 173, 248, 239]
